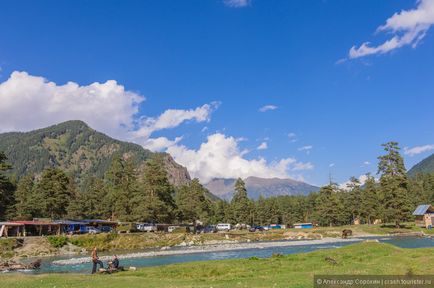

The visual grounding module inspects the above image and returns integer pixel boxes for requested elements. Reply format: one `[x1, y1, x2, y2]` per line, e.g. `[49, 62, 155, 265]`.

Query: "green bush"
[47, 236, 69, 248]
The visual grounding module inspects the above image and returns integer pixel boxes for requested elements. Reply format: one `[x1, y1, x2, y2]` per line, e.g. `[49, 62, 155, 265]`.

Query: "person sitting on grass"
[91, 247, 104, 274]
[108, 255, 123, 272]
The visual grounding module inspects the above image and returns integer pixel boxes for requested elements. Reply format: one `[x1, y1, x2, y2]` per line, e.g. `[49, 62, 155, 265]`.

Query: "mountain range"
[205, 176, 319, 200]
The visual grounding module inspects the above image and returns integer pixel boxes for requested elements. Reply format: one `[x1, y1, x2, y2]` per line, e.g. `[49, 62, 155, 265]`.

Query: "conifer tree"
[230, 178, 251, 224]
[0, 152, 15, 221]
[13, 175, 35, 220]
[377, 142, 412, 227]
[360, 174, 381, 224]
[176, 178, 211, 228]
[35, 168, 72, 219]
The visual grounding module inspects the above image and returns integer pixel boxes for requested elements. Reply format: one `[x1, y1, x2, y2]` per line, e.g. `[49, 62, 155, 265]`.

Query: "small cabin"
[413, 205, 434, 228]
[293, 223, 313, 229]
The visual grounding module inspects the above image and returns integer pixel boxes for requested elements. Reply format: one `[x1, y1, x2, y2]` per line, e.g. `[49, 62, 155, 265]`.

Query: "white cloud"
[288, 132, 297, 143]
[404, 144, 434, 156]
[329, 163, 335, 168]
[166, 133, 313, 183]
[363, 161, 371, 165]
[339, 174, 371, 191]
[257, 142, 268, 150]
[298, 145, 313, 154]
[0, 71, 144, 138]
[133, 102, 219, 139]
[349, 0, 434, 58]
[259, 105, 278, 112]
[142, 136, 183, 152]
[223, 0, 250, 8]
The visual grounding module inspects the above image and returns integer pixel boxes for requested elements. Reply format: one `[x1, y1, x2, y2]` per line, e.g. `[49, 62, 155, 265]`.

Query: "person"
[91, 247, 104, 274]
[108, 255, 123, 272]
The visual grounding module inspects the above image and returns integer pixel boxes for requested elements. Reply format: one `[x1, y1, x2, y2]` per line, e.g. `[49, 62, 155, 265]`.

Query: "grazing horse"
[342, 229, 352, 239]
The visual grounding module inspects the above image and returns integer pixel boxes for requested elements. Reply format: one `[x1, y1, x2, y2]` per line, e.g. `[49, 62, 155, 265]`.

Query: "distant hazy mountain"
[205, 176, 319, 200]
[408, 153, 434, 177]
[0, 120, 191, 187]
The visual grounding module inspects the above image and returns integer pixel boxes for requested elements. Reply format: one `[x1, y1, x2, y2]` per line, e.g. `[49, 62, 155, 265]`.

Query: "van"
[216, 223, 231, 231]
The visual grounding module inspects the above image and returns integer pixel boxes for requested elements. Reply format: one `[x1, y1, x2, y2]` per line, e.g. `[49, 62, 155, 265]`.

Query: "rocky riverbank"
[52, 237, 362, 266]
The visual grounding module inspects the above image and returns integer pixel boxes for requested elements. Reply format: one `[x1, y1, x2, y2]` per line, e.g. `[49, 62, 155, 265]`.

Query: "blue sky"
[0, 0, 434, 185]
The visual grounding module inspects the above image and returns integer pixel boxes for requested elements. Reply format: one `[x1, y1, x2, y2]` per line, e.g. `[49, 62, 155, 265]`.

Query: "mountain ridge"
[205, 176, 319, 200]
[0, 120, 191, 187]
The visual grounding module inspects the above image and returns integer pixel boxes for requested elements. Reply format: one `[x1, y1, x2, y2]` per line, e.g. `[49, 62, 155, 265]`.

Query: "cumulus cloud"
[259, 105, 278, 112]
[142, 136, 183, 152]
[257, 142, 268, 150]
[349, 0, 434, 58]
[223, 0, 250, 8]
[133, 102, 219, 139]
[166, 133, 313, 183]
[0, 71, 144, 138]
[404, 144, 434, 156]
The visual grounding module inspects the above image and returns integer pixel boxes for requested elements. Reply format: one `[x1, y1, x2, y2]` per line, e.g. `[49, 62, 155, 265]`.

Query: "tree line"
[1, 142, 434, 227]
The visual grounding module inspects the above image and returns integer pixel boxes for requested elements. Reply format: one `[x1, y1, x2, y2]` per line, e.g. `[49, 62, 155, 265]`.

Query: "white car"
[168, 226, 179, 233]
[216, 223, 231, 231]
[136, 223, 157, 232]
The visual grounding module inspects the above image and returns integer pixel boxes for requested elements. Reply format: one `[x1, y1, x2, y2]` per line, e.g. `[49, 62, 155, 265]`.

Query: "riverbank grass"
[2, 242, 434, 288]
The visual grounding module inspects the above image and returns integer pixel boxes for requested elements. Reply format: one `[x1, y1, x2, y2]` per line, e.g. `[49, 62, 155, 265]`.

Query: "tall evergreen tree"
[13, 175, 35, 220]
[230, 178, 251, 224]
[315, 184, 344, 226]
[176, 179, 211, 228]
[133, 157, 176, 223]
[35, 168, 72, 219]
[377, 142, 412, 227]
[360, 174, 381, 224]
[0, 152, 15, 220]
[105, 156, 139, 221]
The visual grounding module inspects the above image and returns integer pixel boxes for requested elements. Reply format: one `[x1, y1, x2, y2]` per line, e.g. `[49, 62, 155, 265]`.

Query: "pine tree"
[133, 157, 176, 223]
[230, 178, 251, 224]
[315, 184, 344, 226]
[13, 175, 35, 220]
[360, 174, 381, 224]
[35, 168, 72, 219]
[176, 179, 211, 228]
[377, 142, 412, 227]
[0, 152, 15, 221]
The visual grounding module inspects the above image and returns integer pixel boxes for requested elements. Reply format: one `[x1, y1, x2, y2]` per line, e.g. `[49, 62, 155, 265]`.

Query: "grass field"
[1, 242, 434, 288]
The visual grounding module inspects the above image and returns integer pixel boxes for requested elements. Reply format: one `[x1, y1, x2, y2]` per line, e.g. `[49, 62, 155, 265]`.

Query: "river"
[10, 236, 434, 274]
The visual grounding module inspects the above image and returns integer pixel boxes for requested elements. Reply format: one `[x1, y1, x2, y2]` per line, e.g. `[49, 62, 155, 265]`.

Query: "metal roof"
[12, 221, 60, 225]
[0, 222, 24, 226]
[413, 205, 434, 216]
[53, 220, 86, 225]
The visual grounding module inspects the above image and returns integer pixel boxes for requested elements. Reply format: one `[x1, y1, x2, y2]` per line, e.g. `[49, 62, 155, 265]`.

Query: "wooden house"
[413, 205, 434, 228]
[0, 222, 25, 237]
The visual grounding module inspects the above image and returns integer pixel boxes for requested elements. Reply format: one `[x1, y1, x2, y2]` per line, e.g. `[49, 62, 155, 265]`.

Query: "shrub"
[47, 236, 69, 248]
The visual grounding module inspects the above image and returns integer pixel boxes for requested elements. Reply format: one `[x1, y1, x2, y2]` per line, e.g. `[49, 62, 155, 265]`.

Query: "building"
[12, 220, 61, 236]
[0, 222, 25, 237]
[412, 205, 434, 228]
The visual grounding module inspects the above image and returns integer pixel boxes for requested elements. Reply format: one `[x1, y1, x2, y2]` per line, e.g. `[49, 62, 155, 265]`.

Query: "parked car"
[136, 223, 157, 232]
[216, 223, 231, 231]
[249, 225, 264, 232]
[100, 226, 113, 233]
[168, 226, 179, 233]
[86, 227, 101, 234]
